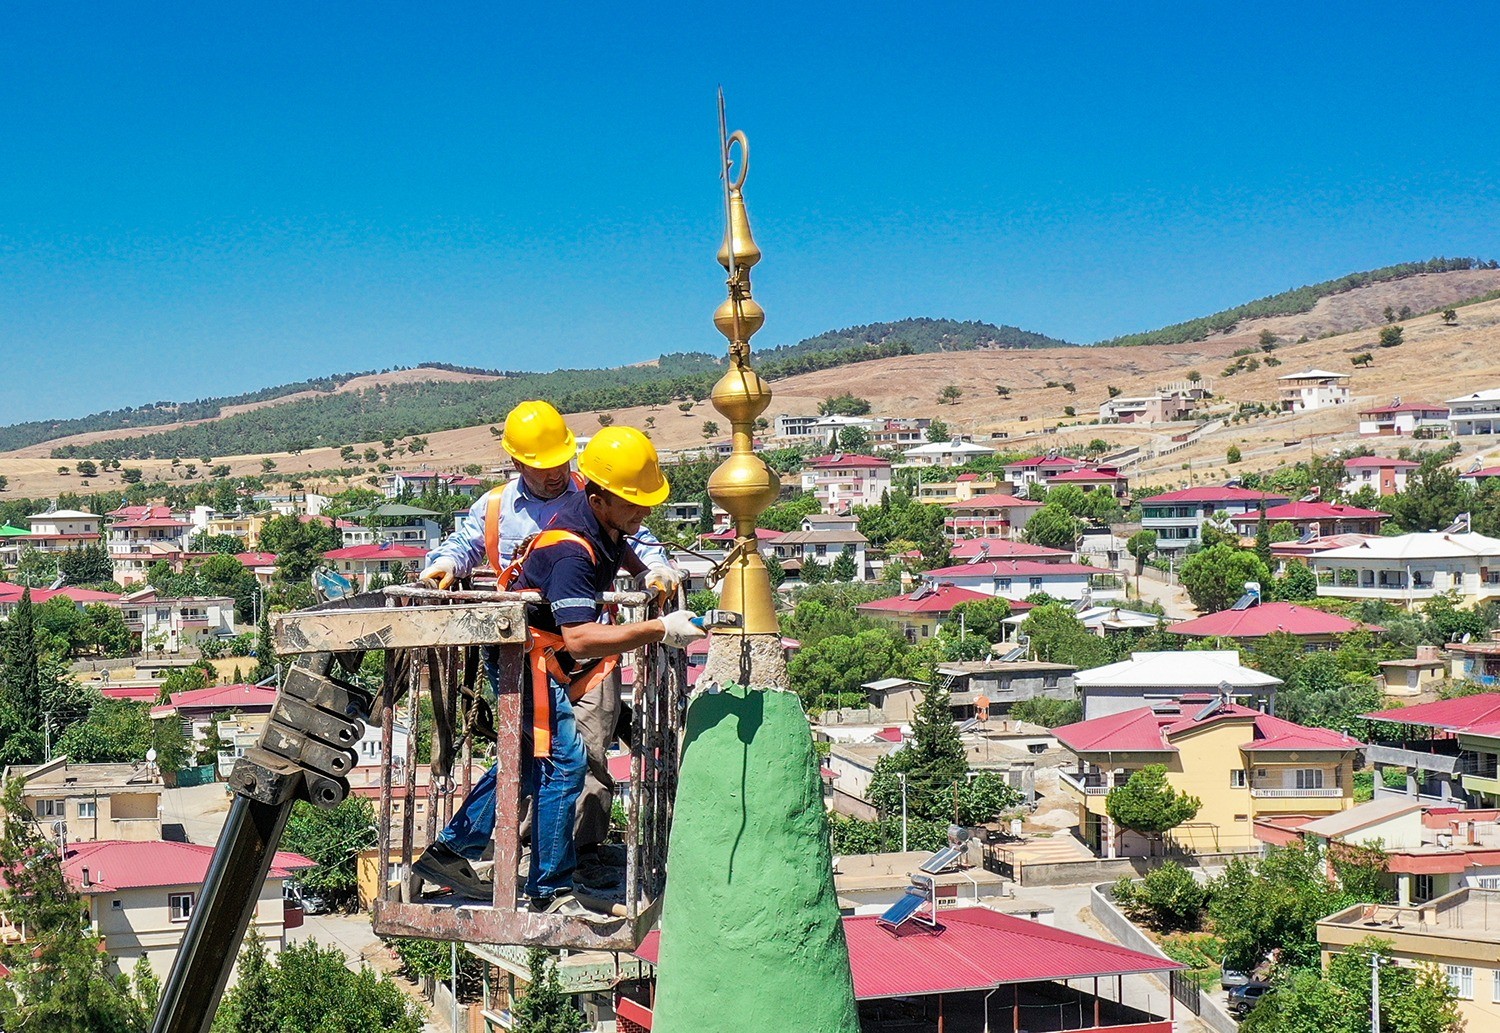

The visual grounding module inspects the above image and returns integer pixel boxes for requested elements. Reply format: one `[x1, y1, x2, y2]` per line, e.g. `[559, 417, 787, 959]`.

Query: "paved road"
[161, 782, 235, 846]
[1133, 568, 1198, 620]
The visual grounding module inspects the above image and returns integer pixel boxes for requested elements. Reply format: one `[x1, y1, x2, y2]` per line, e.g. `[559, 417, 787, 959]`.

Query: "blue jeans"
[436, 673, 587, 899]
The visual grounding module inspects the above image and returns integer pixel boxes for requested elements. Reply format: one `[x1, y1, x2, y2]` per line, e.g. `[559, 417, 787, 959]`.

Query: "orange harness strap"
[481, 487, 506, 576]
[494, 526, 620, 757]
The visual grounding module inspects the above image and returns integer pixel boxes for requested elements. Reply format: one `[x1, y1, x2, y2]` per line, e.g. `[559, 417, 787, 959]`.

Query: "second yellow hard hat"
[577, 426, 670, 506]
[501, 400, 578, 469]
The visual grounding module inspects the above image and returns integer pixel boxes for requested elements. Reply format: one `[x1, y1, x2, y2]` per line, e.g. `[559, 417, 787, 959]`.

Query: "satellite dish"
[146, 748, 158, 764]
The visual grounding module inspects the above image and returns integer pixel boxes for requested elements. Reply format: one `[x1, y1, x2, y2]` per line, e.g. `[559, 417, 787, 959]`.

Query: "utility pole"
[899, 773, 908, 852]
[1370, 952, 1381, 1033]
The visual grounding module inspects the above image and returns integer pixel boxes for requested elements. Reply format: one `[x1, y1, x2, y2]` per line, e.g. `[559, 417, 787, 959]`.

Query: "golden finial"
[706, 90, 780, 634]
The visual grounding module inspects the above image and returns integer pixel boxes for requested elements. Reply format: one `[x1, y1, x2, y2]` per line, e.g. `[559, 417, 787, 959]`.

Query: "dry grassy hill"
[3, 271, 1499, 498]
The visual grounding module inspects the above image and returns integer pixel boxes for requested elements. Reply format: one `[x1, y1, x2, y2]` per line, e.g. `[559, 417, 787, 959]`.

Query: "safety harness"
[485, 497, 619, 758]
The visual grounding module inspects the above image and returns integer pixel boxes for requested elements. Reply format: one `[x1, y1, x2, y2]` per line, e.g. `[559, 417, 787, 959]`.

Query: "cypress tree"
[0, 590, 45, 764]
[511, 948, 585, 1033]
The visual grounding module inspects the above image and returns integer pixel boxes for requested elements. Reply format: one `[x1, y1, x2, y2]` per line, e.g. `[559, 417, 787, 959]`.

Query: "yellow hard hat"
[577, 426, 670, 507]
[501, 400, 577, 469]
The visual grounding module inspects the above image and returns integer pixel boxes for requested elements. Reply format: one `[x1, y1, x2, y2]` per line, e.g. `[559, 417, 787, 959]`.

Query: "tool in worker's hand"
[691, 609, 744, 630]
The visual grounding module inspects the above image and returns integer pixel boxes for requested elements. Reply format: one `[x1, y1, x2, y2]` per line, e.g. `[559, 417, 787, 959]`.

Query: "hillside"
[2, 266, 1499, 497]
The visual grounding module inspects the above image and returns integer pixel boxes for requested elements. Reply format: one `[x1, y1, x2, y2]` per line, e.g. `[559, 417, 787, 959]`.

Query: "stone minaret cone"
[650, 100, 859, 1033]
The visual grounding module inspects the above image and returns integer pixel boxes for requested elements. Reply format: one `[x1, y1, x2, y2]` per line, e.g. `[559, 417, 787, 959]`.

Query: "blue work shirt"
[424, 474, 670, 576]
[513, 490, 628, 635]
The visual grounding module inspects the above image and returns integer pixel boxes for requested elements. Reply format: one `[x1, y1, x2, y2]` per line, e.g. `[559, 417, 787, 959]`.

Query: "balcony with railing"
[1250, 785, 1344, 798]
[1365, 738, 1463, 776]
[1058, 766, 1113, 796]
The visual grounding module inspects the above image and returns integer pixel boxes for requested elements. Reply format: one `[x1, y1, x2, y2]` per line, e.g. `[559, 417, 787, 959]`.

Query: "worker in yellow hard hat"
[414, 407, 696, 911]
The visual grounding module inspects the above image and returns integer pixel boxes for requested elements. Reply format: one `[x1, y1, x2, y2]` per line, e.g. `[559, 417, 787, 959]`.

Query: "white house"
[900, 438, 997, 468]
[1341, 455, 1420, 496]
[118, 588, 237, 654]
[770, 529, 871, 580]
[1278, 369, 1352, 412]
[60, 840, 313, 980]
[107, 507, 193, 586]
[1447, 388, 1500, 436]
[321, 544, 430, 588]
[1073, 649, 1281, 719]
[1138, 487, 1289, 552]
[799, 454, 892, 512]
[869, 418, 931, 449]
[916, 559, 1105, 604]
[22, 509, 104, 554]
[773, 414, 819, 439]
[1357, 402, 1450, 437]
[340, 519, 442, 552]
[941, 493, 1043, 541]
[1311, 532, 1500, 606]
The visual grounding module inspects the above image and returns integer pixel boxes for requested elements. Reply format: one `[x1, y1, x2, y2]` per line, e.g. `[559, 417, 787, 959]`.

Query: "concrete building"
[1320, 888, 1500, 1031]
[940, 493, 1043, 540]
[1357, 401, 1450, 437]
[1278, 368, 1352, 412]
[1056, 695, 1360, 856]
[321, 543, 430, 589]
[1138, 486, 1289, 552]
[4, 759, 164, 843]
[1447, 387, 1500, 436]
[151, 684, 280, 753]
[1362, 695, 1500, 807]
[1073, 650, 1280, 720]
[934, 659, 1078, 716]
[869, 418, 931, 449]
[59, 840, 312, 980]
[917, 558, 1106, 604]
[383, 470, 484, 498]
[769, 527, 871, 580]
[1341, 455, 1420, 496]
[1449, 641, 1500, 687]
[118, 587, 237, 653]
[799, 453, 892, 512]
[899, 438, 997, 468]
[1097, 390, 1196, 424]
[772, 413, 819, 439]
[946, 538, 1075, 563]
[915, 473, 1002, 503]
[21, 509, 104, 554]
[1311, 531, 1500, 606]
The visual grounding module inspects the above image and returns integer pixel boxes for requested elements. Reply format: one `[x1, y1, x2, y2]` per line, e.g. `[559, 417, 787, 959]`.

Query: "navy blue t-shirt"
[514, 489, 628, 636]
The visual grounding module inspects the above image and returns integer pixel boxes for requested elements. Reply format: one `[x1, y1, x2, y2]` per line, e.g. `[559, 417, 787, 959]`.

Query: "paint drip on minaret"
[648, 97, 860, 1033]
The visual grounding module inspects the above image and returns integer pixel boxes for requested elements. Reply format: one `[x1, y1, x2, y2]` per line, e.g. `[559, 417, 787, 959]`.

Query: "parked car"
[284, 881, 331, 916]
[1229, 981, 1273, 1017]
[1219, 964, 1252, 990]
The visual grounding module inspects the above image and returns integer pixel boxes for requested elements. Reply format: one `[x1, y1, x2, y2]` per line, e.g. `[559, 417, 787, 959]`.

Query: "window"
[169, 893, 195, 923]
[77, 800, 97, 819]
[1029, 578, 1043, 590]
[111, 900, 123, 910]
[1295, 769, 1325, 790]
[1493, 967, 1500, 1004]
[1414, 874, 1434, 902]
[1446, 965, 1473, 1000]
[995, 578, 1012, 592]
[35, 799, 62, 818]
[1230, 770, 1247, 788]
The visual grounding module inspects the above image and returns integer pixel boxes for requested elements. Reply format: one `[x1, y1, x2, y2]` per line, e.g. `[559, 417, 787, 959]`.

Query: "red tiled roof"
[806, 454, 891, 469]
[0, 582, 121, 605]
[1006, 456, 1086, 470]
[152, 683, 279, 716]
[1057, 702, 1361, 755]
[1167, 601, 1378, 639]
[859, 584, 1032, 616]
[1342, 456, 1419, 469]
[635, 906, 1178, 998]
[112, 516, 191, 529]
[1054, 708, 1174, 753]
[873, 727, 904, 743]
[1048, 468, 1124, 482]
[1463, 467, 1500, 479]
[922, 559, 1101, 578]
[956, 473, 980, 481]
[1363, 695, 1500, 734]
[322, 544, 430, 560]
[101, 686, 162, 702]
[948, 538, 1073, 560]
[1144, 487, 1289, 504]
[945, 494, 1044, 511]
[234, 552, 279, 566]
[62, 840, 313, 892]
[1229, 501, 1387, 524]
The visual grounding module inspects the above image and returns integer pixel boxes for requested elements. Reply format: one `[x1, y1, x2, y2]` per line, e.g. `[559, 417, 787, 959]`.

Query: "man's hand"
[642, 563, 684, 597]
[659, 610, 707, 650]
[418, 557, 458, 590]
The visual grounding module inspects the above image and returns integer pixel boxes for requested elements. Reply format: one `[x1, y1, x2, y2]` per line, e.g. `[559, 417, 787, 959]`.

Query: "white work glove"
[659, 610, 707, 650]
[418, 557, 458, 590]
[642, 563, 684, 596]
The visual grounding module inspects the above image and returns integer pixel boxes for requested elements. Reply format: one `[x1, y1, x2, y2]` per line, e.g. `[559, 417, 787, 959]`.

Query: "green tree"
[1126, 529, 1157, 574]
[924, 419, 950, 443]
[279, 797, 377, 909]
[1254, 509, 1272, 569]
[1442, 308, 1458, 325]
[0, 590, 45, 764]
[1116, 861, 1207, 932]
[1378, 324, 1404, 348]
[938, 384, 962, 405]
[1274, 562, 1318, 602]
[269, 939, 422, 1033]
[786, 629, 908, 709]
[512, 948, 586, 1033]
[867, 683, 968, 822]
[1022, 504, 1082, 550]
[250, 610, 278, 684]
[0, 779, 142, 1033]
[58, 544, 113, 586]
[1105, 764, 1200, 854]
[1227, 444, 1242, 464]
[1009, 696, 1082, 727]
[701, 420, 719, 440]
[818, 393, 871, 417]
[830, 545, 857, 582]
[211, 928, 278, 1033]
[946, 597, 1011, 644]
[1018, 603, 1111, 669]
[837, 425, 869, 451]
[190, 532, 247, 554]
[800, 556, 830, 584]
[85, 604, 134, 658]
[1179, 543, 1269, 613]
[14, 547, 59, 589]
[958, 771, 1024, 825]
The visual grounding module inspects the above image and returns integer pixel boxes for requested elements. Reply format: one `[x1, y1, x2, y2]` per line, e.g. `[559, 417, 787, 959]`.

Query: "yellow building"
[4, 759, 164, 843]
[1055, 695, 1361, 856]
[1320, 888, 1500, 1031]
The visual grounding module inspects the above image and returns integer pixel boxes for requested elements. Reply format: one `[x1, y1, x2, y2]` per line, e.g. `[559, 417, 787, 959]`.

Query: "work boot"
[412, 841, 492, 900]
[527, 891, 615, 924]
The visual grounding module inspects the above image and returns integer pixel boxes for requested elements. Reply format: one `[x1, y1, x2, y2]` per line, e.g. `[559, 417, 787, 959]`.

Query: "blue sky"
[3, 3, 1498, 423]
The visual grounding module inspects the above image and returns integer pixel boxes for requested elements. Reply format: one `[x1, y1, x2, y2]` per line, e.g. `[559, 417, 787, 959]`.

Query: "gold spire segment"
[706, 102, 780, 634]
